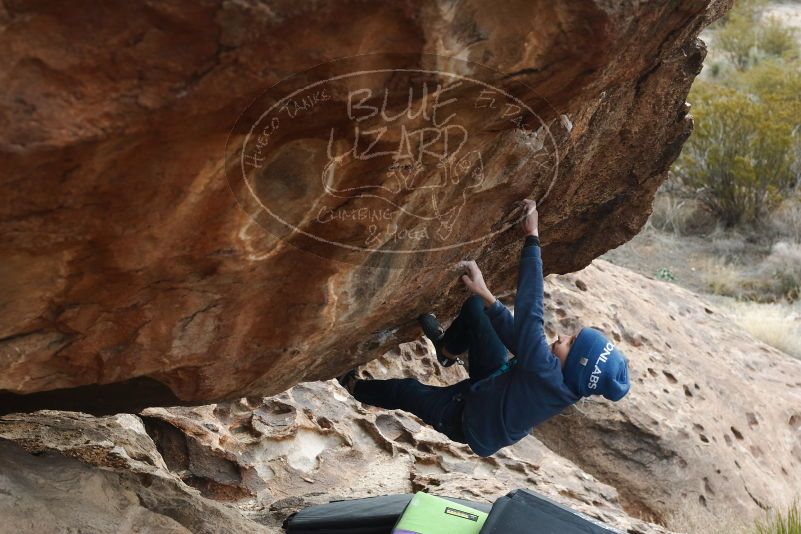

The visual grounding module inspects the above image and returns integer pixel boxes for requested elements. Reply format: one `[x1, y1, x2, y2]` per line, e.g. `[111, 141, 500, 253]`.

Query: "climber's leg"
[351, 378, 468, 443]
[441, 294, 508, 383]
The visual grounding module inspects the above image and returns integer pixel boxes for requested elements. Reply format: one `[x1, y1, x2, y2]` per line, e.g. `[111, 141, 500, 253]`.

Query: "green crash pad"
[392, 492, 487, 534]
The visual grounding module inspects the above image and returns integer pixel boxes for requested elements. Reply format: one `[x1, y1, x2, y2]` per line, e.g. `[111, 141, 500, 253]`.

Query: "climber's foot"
[417, 313, 461, 368]
[337, 369, 359, 395]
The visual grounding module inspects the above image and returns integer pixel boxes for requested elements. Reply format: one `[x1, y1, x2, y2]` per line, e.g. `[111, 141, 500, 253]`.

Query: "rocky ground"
[600, 225, 764, 296]
[2, 258, 799, 533]
[533, 259, 801, 530]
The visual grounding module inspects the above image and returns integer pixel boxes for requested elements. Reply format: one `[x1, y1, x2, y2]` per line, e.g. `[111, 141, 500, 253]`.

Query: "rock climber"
[338, 199, 631, 457]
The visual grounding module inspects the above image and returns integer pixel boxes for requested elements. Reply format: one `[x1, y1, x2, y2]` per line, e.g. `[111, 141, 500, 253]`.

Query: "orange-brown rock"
[0, 0, 729, 412]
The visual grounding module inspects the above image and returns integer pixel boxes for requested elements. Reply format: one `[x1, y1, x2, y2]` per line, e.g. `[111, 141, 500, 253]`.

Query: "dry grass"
[648, 194, 716, 236]
[700, 241, 801, 303]
[757, 241, 801, 301]
[706, 229, 753, 262]
[769, 197, 801, 243]
[648, 195, 691, 234]
[667, 501, 801, 534]
[722, 299, 801, 360]
[667, 503, 750, 534]
[755, 502, 801, 534]
[701, 257, 746, 298]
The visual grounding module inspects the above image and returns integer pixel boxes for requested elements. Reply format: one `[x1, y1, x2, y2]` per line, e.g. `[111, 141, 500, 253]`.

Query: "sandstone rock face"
[0, 350, 671, 534]
[533, 260, 801, 530]
[140, 353, 673, 533]
[0, 0, 729, 411]
[0, 412, 271, 533]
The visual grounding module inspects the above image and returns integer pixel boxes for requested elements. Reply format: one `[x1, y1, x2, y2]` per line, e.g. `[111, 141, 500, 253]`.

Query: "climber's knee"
[460, 294, 485, 324]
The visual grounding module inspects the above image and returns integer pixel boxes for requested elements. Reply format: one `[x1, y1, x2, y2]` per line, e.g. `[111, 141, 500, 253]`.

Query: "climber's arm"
[483, 297, 518, 356]
[513, 235, 555, 370]
[513, 202, 559, 371]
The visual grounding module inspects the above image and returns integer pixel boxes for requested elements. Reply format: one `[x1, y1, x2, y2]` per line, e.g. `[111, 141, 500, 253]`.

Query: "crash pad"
[479, 489, 619, 533]
[284, 493, 491, 534]
[392, 492, 487, 534]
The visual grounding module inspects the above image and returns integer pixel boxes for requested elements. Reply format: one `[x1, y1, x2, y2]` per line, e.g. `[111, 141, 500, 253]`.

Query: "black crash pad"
[284, 493, 491, 534]
[479, 489, 620, 533]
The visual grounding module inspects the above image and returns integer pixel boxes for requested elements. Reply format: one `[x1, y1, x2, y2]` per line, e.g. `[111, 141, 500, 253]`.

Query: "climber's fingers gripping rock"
[521, 199, 539, 237]
[458, 260, 489, 296]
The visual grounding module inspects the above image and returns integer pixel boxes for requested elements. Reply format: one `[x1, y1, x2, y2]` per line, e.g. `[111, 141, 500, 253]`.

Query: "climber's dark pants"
[352, 295, 509, 444]
[440, 294, 509, 380]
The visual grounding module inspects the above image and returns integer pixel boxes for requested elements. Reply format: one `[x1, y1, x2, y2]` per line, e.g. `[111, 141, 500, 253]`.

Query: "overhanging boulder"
[0, 0, 730, 412]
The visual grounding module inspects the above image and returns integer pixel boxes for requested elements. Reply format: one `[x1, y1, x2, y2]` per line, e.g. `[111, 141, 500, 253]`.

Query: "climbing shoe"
[417, 313, 461, 368]
[336, 369, 359, 395]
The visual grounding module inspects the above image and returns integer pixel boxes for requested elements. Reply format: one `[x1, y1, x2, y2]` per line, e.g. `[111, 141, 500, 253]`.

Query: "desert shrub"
[708, 232, 751, 263]
[655, 267, 676, 281]
[677, 1, 801, 227]
[674, 66, 801, 226]
[769, 196, 801, 242]
[759, 16, 799, 62]
[704, 241, 801, 302]
[754, 502, 801, 534]
[715, 0, 762, 70]
[707, 60, 724, 78]
[649, 194, 689, 234]
[756, 241, 801, 301]
[649, 194, 717, 235]
[714, 0, 799, 70]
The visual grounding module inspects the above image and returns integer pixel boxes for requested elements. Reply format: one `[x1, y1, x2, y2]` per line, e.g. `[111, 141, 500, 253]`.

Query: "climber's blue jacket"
[461, 236, 580, 457]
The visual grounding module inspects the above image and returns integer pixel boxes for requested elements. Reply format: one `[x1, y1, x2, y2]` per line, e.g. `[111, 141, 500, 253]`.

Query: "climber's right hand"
[458, 260, 494, 306]
[521, 199, 539, 237]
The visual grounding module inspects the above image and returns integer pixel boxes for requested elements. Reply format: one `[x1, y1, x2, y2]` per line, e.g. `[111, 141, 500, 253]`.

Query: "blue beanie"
[562, 327, 630, 401]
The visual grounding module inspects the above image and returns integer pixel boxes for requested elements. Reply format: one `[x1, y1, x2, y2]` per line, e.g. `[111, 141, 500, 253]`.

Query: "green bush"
[754, 502, 801, 534]
[760, 16, 799, 61]
[675, 0, 801, 228]
[714, 0, 799, 70]
[655, 267, 676, 282]
[674, 70, 800, 226]
[715, 0, 762, 70]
